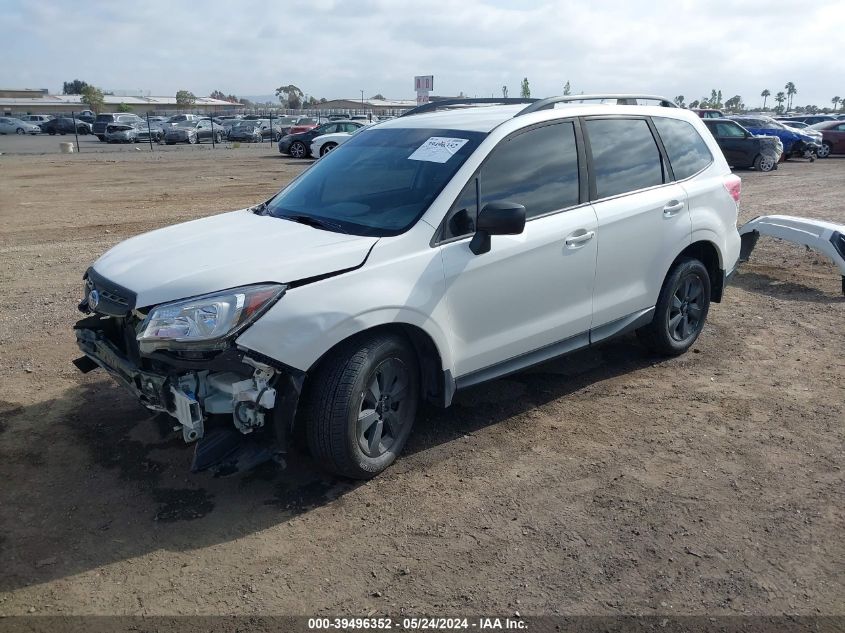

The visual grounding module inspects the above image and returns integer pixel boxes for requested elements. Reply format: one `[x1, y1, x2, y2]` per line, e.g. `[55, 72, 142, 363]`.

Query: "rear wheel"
[305, 333, 419, 479]
[638, 257, 711, 356]
[289, 141, 307, 158]
[753, 153, 776, 172]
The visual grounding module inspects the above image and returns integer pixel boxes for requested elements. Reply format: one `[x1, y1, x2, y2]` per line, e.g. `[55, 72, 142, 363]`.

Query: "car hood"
[91, 209, 379, 308]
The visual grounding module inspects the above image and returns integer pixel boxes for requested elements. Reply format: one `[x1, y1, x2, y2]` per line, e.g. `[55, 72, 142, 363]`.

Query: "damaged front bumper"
[74, 314, 303, 474]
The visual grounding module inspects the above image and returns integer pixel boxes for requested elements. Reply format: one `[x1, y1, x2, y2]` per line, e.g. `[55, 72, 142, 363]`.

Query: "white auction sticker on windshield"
[408, 137, 469, 163]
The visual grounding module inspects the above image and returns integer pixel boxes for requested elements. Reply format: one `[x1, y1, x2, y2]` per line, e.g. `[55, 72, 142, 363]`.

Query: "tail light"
[723, 174, 741, 205]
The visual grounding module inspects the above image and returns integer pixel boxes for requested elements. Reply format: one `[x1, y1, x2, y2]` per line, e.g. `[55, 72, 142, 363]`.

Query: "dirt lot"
[0, 146, 842, 617]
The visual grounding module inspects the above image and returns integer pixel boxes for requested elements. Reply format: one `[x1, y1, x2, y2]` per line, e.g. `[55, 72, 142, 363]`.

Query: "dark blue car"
[728, 116, 820, 159]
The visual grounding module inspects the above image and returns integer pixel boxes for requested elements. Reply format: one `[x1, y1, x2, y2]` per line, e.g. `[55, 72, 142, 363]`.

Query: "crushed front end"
[73, 269, 303, 475]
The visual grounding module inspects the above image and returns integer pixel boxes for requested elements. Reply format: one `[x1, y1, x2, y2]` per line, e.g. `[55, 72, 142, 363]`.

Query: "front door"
[439, 120, 598, 379]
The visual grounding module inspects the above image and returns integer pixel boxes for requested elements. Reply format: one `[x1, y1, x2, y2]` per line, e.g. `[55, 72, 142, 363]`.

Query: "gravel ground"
[0, 148, 842, 617]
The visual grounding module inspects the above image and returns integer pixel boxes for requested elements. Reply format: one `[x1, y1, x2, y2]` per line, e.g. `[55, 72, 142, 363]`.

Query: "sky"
[1, 0, 843, 107]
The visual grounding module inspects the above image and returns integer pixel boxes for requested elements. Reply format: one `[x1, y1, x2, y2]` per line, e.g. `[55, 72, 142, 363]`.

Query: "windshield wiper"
[251, 201, 267, 214]
[279, 214, 349, 234]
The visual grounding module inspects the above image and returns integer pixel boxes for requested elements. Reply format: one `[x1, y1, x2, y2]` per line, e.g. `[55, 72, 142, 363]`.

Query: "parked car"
[777, 115, 837, 126]
[227, 121, 264, 143]
[272, 115, 300, 139]
[702, 119, 782, 172]
[164, 119, 225, 144]
[0, 117, 41, 135]
[75, 113, 96, 124]
[279, 120, 367, 158]
[287, 116, 328, 135]
[40, 117, 91, 135]
[728, 115, 820, 160]
[809, 120, 845, 157]
[92, 113, 143, 140]
[692, 108, 725, 119]
[310, 124, 369, 157]
[105, 122, 163, 143]
[74, 95, 741, 478]
[19, 114, 53, 125]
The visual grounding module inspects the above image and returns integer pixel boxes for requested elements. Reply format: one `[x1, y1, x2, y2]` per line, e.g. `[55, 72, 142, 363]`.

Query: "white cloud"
[0, 0, 842, 106]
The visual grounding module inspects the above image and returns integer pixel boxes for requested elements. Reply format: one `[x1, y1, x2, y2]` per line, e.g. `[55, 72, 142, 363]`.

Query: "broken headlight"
[137, 284, 285, 353]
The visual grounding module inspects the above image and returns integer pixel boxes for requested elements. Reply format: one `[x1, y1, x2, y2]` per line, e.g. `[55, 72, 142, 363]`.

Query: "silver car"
[0, 117, 41, 135]
[105, 123, 139, 143]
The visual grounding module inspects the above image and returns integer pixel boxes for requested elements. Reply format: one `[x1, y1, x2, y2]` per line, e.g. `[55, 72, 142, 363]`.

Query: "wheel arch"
[673, 239, 725, 302]
[305, 322, 451, 408]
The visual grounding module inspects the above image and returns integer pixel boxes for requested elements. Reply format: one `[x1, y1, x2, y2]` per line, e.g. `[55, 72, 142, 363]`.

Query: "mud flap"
[739, 230, 759, 262]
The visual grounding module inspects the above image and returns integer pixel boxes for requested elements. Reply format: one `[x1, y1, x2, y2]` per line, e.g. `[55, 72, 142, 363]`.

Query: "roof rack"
[400, 97, 538, 117]
[515, 94, 677, 116]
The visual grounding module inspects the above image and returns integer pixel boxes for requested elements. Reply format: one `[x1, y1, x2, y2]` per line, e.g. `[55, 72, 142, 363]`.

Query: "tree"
[724, 95, 743, 112]
[689, 100, 700, 109]
[116, 102, 132, 113]
[774, 91, 786, 113]
[832, 96, 841, 112]
[785, 82, 797, 111]
[563, 81, 571, 96]
[275, 84, 303, 109]
[63, 79, 89, 95]
[520, 77, 530, 98]
[370, 93, 385, 100]
[80, 85, 104, 113]
[502, 85, 508, 98]
[175, 90, 196, 110]
[673, 95, 685, 108]
[760, 89, 770, 110]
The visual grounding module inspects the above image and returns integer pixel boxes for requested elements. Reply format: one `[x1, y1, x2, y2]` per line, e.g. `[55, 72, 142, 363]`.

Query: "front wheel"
[15, 128, 24, 135]
[817, 143, 831, 158]
[305, 333, 420, 479]
[637, 257, 711, 356]
[753, 153, 776, 172]
[320, 142, 338, 156]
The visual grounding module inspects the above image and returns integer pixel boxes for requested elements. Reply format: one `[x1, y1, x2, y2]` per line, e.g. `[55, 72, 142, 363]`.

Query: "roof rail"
[400, 97, 538, 117]
[516, 94, 677, 117]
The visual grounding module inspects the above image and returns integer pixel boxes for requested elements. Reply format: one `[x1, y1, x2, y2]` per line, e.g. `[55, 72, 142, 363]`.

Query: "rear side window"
[586, 119, 664, 199]
[479, 122, 580, 219]
[652, 117, 712, 180]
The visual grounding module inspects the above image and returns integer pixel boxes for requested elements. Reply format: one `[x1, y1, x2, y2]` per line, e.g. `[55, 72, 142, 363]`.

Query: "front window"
[264, 127, 486, 236]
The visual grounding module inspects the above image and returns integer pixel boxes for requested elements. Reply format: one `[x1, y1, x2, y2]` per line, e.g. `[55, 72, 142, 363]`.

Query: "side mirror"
[469, 201, 526, 255]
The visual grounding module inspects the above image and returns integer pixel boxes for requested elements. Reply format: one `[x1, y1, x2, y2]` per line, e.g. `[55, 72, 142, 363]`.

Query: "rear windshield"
[95, 114, 114, 122]
[264, 127, 486, 236]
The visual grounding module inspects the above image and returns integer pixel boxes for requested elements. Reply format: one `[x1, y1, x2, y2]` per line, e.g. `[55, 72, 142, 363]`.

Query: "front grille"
[85, 268, 137, 317]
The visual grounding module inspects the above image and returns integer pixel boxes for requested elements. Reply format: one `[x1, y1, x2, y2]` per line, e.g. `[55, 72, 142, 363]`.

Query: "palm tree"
[832, 96, 841, 112]
[761, 89, 770, 110]
[775, 91, 786, 114]
[784, 82, 797, 111]
[674, 95, 685, 108]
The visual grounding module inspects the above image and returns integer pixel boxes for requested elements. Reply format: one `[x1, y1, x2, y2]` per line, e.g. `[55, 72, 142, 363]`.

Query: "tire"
[305, 332, 420, 479]
[216, 132, 224, 143]
[49, 131, 56, 136]
[188, 135, 197, 144]
[289, 141, 307, 158]
[817, 142, 831, 159]
[97, 135, 106, 142]
[15, 128, 24, 135]
[637, 257, 711, 356]
[320, 142, 338, 157]
[753, 153, 776, 172]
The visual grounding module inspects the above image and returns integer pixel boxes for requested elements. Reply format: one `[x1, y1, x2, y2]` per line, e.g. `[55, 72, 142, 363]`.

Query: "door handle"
[565, 230, 595, 247]
[663, 200, 684, 217]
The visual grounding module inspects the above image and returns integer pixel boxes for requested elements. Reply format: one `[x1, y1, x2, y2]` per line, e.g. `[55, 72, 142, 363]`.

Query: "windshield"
[264, 127, 486, 236]
[276, 116, 298, 124]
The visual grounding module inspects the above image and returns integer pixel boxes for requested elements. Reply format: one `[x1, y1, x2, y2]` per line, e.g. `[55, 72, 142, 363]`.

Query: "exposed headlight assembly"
[137, 284, 285, 353]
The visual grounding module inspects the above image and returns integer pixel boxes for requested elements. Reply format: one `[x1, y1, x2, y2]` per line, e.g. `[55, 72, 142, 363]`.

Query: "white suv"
[74, 95, 742, 478]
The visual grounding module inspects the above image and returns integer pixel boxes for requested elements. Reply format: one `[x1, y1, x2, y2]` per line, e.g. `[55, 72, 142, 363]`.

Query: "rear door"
[440, 120, 598, 378]
[585, 117, 691, 330]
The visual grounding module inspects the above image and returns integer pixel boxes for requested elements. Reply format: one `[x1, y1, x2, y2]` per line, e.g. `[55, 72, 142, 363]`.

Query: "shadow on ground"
[0, 336, 656, 592]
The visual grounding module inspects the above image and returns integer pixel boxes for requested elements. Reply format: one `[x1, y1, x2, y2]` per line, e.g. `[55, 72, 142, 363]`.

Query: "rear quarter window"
[652, 117, 713, 180]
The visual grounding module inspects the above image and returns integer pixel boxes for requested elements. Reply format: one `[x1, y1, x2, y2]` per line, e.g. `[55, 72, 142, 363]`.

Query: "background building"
[0, 90, 241, 116]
